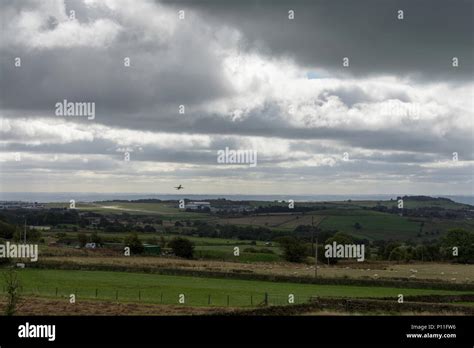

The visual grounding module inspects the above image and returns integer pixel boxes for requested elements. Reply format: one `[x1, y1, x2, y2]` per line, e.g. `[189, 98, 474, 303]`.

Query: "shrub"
[168, 237, 194, 259]
[77, 233, 87, 247]
[3, 269, 21, 316]
[124, 233, 144, 254]
[275, 237, 308, 263]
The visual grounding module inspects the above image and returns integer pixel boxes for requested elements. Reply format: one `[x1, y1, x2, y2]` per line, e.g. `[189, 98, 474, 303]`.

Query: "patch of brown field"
[278, 215, 326, 229]
[0, 296, 237, 316]
[39, 256, 474, 283]
[41, 246, 123, 258]
[217, 213, 326, 229]
[218, 214, 299, 228]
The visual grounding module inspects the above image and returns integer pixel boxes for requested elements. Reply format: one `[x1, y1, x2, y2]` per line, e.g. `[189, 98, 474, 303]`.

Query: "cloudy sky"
[0, 0, 473, 196]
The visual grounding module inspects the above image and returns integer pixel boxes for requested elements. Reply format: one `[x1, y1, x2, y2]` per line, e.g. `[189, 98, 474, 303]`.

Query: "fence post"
[264, 292, 268, 306]
[251, 295, 253, 306]
[95, 288, 98, 298]
[227, 295, 230, 306]
[208, 295, 211, 305]
[139, 290, 141, 301]
[116, 290, 118, 300]
[160, 293, 163, 304]
[55, 287, 58, 297]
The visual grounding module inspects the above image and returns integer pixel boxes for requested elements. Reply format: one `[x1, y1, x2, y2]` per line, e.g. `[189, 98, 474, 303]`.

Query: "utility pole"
[314, 236, 318, 278]
[311, 216, 314, 254]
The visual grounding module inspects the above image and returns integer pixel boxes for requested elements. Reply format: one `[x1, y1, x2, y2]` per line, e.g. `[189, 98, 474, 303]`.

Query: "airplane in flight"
[174, 184, 184, 190]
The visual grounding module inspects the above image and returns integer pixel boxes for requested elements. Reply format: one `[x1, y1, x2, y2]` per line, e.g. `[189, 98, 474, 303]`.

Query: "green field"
[338, 199, 472, 210]
[46, 202, 210, 220]
[2, 269, 471, 307]
[319, 213, 421, 240]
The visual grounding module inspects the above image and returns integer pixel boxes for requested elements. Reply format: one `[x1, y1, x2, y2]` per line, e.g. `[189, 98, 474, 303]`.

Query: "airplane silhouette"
[174, 184, 184, 190]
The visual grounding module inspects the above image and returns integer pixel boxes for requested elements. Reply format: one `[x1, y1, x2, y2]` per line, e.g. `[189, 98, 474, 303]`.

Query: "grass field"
[319, 213, 421, 240]
[2, 269, 471, 307]
[338, 199, 472, 210]
[218, 214, 326, 230]
[218, 209, 425, 240]
[46, 202, 210, 220]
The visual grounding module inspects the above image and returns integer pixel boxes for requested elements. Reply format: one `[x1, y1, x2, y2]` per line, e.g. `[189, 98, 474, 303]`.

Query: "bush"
[275, 237, 308, 263]
[389, 246, 406, 262]
[124, 233, 144, 254]
[90, 232, 102, 245]
[441, 229, 474, 263]
[77, 233, 87, 247]
[143, 225, 156, 233]
[243, 247, 275, 254]
[316, 244, 337, 264]
[159, 236, 166, 248]
[3, 269, 21, 316]
[168, 237, 194, 259]
[146, 237, 159, 245]
[13, 228, 41, 243]
[0, 220, 16, 239]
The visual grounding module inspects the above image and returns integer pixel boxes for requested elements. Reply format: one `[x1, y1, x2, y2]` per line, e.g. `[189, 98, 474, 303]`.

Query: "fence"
[0, 286, 310, 307]
[219, 297, 474, 316]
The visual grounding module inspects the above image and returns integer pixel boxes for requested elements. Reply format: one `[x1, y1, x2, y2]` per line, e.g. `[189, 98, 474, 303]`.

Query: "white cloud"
[3, 0, 121, 49]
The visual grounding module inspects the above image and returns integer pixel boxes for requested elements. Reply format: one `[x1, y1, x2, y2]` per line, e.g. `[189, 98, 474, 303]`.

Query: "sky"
[0, 0, 473, 196]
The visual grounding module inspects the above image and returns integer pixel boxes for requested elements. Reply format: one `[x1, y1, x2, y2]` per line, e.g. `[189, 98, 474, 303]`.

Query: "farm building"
[186, 202, 211, 210]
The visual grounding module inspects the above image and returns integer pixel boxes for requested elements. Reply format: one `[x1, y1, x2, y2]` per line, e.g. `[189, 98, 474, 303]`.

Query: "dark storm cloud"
[177, 0, 473, 82]
[0, 45, 231, 113]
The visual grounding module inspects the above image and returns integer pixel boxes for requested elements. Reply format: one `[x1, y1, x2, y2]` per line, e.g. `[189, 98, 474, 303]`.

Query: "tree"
[316, 244, 337, 264]
[143, 224, 156, 233]
[354, 222, 362, 230]
[13, 228, 41, 243]
[0, 220, 16, 239]
[159, 235, 166, 248]
[124, 233, 144, 254]
[389, 246, 406, 262]
[77, 233, 87, 247]
[441, 229, 474, 263]
[383, 242, 401, 260]
[168, 237, 194, 259]
[90, 232, 102, 245]
[275, 236, 308, 263]
[318, 233, 356, 265]
[325, 232, 355, 245]
[146, 236, 158, 245]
